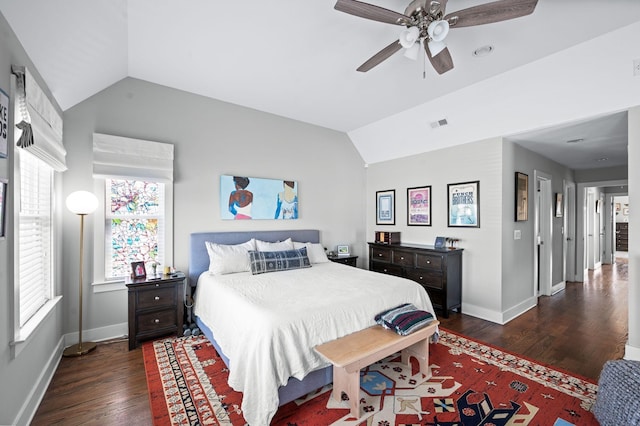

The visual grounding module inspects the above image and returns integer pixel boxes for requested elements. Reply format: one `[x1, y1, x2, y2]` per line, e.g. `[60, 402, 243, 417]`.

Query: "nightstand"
[126, 272, 185, 350]
[328, 255, 358, 267]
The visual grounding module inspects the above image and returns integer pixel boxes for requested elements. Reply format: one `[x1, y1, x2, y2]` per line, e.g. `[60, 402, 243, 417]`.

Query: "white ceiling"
[1, 0, 639, 167]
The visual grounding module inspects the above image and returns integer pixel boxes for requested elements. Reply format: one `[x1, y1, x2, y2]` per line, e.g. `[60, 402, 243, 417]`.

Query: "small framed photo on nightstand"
[131, 261, 146, 279]
[337, 245, 350, 256]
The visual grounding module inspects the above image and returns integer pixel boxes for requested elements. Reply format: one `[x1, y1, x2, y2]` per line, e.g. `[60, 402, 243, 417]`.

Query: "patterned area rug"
[142, 329, 599, 425]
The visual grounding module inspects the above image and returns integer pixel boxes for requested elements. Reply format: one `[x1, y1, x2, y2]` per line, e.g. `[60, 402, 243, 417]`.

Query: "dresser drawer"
[416, 253, 443, 270]
[137, 309, 177, 333]
[392, 251, 414, 267]
[424, 288, 445, 309]
[136, 287, 177, 310]
[406, 268, 444, 290]
[370, 261, 403, 276]
[371, 247, 392, 262]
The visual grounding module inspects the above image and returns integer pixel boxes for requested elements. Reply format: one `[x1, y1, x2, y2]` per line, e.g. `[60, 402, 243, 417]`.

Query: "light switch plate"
[514, 230, 521, 240]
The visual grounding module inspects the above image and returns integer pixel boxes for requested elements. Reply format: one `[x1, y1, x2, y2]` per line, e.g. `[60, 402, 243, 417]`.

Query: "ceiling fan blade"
[425, 44, 454, 75]
[444, 0, 538, 28]
[335, 0, 411, 26]
[357, 40, 403, 72]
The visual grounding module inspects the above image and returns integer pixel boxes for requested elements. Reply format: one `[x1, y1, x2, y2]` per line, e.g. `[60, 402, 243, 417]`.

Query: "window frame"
[91, 177, 173, 292]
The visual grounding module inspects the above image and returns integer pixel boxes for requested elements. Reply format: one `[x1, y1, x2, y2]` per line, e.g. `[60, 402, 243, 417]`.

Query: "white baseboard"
[551, 281, 566, 295]
[13, 337, 64, 426]
[501, 296, 537, 324]
[459, 302, 503, 324]
[63, 322, 128, 347]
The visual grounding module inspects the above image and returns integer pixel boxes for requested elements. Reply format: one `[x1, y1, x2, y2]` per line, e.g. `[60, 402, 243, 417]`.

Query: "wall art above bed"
[220, 175, 298, 220]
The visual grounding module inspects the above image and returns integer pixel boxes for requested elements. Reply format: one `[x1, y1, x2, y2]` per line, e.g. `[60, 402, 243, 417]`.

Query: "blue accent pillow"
[248, 247, 312, 275]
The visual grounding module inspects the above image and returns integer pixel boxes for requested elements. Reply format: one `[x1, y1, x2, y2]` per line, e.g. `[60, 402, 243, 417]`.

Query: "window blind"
[19, 152, 53, 326]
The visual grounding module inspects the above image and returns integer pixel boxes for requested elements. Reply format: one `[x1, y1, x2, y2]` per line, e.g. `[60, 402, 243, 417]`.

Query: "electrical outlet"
[634, 59, 640, 76]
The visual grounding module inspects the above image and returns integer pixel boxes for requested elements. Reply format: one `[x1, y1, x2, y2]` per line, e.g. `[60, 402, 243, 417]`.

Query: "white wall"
[0, 13, 66, 426]
[61, 77, 367, 338]
[366, 137, 504, 321]
[626, 106, 640, 359]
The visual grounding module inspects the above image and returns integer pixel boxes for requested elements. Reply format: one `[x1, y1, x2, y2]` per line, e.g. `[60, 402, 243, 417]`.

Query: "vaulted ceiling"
[1, 0, 639, 167]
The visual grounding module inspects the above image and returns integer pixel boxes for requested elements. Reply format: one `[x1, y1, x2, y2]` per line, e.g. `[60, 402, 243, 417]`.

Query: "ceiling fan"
[334, 0, 538, 74]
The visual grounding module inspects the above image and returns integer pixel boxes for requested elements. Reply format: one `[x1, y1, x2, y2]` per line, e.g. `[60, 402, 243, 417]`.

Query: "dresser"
[616, 223, 628, 251]
[126, 272, 185, 350]
[368, 243, 463, 318]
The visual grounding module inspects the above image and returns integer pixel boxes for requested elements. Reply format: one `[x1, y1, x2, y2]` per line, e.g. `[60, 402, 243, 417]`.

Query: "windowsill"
[92, 279, 126, 293]
[11, 295, 62, 358]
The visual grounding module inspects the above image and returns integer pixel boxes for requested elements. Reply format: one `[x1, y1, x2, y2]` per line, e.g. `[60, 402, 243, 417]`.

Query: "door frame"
[563, 180, 577, 282]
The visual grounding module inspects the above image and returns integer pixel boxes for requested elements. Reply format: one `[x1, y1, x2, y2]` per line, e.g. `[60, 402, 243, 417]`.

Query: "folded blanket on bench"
[375, 303, 435, 336]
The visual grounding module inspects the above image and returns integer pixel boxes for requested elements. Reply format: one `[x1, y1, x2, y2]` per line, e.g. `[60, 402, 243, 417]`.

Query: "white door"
[586, 191, 595, 270]
[564, 182, 576, 282]
[534, 171, 553, 296]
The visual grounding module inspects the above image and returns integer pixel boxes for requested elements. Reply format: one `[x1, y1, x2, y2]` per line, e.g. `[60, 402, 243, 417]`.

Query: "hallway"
[440, 257, 628, 380]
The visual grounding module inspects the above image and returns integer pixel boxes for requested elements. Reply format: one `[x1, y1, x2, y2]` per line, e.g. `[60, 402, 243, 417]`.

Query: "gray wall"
[61, 77, 367, 337]
[0, 13, 67, 426]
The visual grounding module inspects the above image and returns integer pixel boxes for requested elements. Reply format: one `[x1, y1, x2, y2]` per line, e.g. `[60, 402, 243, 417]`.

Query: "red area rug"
[142, 329, 599, 425]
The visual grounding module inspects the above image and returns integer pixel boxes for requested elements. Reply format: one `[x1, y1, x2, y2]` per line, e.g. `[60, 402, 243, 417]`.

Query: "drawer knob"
[426, 260, 431, 264]
[400, 256, 404, 260]
[154, 319, 160, 323]
[419, 276, 423, 280]
[155, 283, 160, 287]
[378, 253, 383, 257]
[154, 296, 160, 301]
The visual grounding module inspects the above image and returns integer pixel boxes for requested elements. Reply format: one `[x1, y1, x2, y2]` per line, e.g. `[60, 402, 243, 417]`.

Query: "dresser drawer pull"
[419, 276, 423, 280]
[426, 260, 431, 264]
[400, 256, 404, 260]
[378, 253, 383, 257]
[155, 283, 160, 287]
[383, 269, 388, 272]
[154, 319, 160, 324]
[154, 296, 160, 301]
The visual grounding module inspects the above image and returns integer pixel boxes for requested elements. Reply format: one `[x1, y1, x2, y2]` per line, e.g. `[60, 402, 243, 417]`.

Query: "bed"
[189, 229, 437, 425]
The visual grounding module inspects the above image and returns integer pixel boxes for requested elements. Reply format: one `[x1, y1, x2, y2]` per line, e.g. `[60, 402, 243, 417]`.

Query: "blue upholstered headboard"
[188, 229, 320, 287]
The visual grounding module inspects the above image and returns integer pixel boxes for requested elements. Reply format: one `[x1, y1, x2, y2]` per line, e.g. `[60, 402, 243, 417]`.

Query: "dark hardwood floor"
[31, 258, 628, 425]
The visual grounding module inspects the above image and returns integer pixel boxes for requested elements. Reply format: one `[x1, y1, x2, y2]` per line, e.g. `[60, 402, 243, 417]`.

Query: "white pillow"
[206, 239, 256, 275]
[255, 238, 294, 252]
[293, 241, 329, 264]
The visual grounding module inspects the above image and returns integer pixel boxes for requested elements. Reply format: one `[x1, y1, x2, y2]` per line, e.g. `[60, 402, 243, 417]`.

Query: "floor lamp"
[63, 190, 99, 357]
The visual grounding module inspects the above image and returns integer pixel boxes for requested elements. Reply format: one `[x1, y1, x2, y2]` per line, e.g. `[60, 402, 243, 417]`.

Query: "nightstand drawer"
[137, 309, 177, 333]
[136, 287, 177, 309]
[405, 268, 444, 289]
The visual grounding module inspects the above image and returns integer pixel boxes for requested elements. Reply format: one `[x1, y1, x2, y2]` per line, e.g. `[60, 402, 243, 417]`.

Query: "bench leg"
[401, 338, 431, 379]
[333, 365, 361, 419]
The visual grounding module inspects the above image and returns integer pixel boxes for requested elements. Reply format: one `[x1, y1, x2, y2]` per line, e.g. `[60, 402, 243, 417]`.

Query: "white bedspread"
[193, 262, 436, 425]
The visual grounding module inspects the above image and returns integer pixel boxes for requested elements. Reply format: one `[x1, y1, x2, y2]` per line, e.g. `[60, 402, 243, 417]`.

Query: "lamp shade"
[404, 42, 420, 60]
[399, 26, 420, 49]
[427, 20, 449, 42]
[66, 191, 98, 215]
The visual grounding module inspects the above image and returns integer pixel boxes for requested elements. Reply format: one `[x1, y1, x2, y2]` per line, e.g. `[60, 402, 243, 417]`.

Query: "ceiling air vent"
[430, 118, 448, 129]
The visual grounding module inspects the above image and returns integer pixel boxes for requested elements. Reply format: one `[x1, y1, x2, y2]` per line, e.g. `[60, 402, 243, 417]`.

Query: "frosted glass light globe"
[66, 191, 98, 215]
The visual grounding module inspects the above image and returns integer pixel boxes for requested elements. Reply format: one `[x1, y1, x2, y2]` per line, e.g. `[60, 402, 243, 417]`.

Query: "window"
[105, 179, 165, 279]
[18, 151, 53, 326]
[91, 133, 174, 288]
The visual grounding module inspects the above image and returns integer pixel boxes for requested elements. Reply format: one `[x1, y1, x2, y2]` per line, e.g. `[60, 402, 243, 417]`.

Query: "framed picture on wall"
[555, 193, 563, 218]
[407, 185, 431, 226]
[515, 172, 528, 221]
[376, 189, 395, 225]
[0, 88, 8, 158]
[448, 181, 480, 228]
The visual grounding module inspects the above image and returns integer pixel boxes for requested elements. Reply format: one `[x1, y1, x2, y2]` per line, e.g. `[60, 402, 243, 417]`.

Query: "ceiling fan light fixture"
[404, 41, 421, 60]
[428, 39, 447, 56]
[399, 26, 420, 48]
[427, 20, 449, 42]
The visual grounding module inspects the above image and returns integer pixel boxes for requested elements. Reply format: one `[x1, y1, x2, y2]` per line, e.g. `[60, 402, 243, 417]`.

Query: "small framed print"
[131, 261, 146, 279]
[515, 172, 528, 222]
[407, 185, 431, 226]
[337, 245, 350, 256]
[555, 193, 563, 218]
[434, 236, 446, 249]
[448, 180, 480, 228]
[376, 189, 395, 225]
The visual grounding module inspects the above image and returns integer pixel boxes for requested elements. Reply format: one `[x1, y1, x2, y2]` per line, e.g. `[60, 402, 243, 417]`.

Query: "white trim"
[459, 302, 503, 324]
[501, 296, 537, 324]
[11, 295, 62, 356]
[624, 343, 640, 361]
[92, 279, 126, 293]
[551, 281, 566, 295]
[11, 336, 64, 426]
[63, 322, 128, 346]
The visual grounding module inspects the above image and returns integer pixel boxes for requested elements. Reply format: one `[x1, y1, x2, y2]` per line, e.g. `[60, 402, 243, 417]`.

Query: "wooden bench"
[315, 320, 439, 419]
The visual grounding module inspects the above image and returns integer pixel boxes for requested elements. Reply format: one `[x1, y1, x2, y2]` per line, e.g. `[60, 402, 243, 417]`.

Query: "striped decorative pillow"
[375, 303, 435, 336]
[248, 247, 312, 275]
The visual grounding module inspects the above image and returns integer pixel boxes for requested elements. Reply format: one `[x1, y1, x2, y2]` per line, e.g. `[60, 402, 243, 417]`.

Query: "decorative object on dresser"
[375, 230, 400, 244]
[515, 172, 528, 221]
[369, 242, 462, 318]
[327, 254, 358, 267]
[616, 222, 628, 251]
[336, 244, 350, 255]
[448, 180, 479, 227]
[126, 272, 185, 350]
[375, 189, 395, 225]
[63, 190, 99, 357]
[407, 185, 431, 226]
